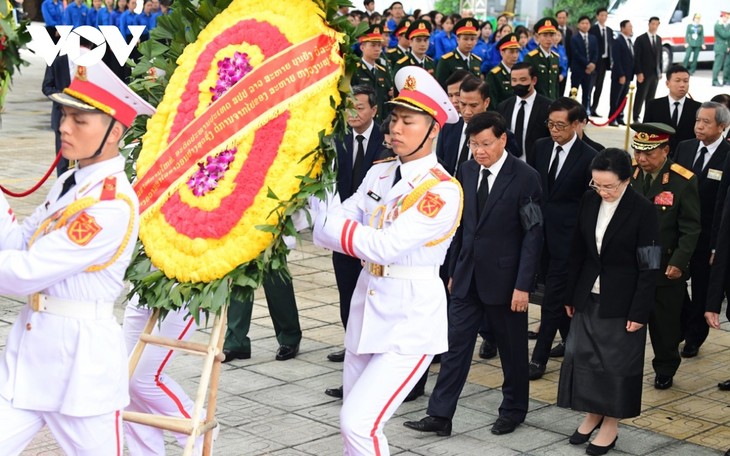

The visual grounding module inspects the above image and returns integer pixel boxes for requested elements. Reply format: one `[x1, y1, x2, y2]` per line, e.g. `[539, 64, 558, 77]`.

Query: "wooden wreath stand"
[124, 306, 228, 456]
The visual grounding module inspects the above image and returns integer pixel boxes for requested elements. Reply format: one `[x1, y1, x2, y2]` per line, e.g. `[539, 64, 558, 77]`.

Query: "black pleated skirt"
[557, 293, 647, 418]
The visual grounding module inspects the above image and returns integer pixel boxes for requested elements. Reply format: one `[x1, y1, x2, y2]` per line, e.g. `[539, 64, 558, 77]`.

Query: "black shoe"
[718, 379, 730, 391]
[617, 120, 626, 126]
[403, 416, 452, 436]
[724, 448, 730, 456]
[550, 341, 566, 357]
[327, 349, 345, 362]
[681, 344, 699, 358]
[654, 374, 673, 390]
[324, 385, 343, 398]
[404, 384, 424, 402]
[491, 416, 518, 435]
[222, 350, 251, 363]
[590, 109, 601, 117]
[609, 121, 618, 127]
[528, 362, 546, 380]
[527, 330, 539, 340]
[569, 418, 603, 445]
[586, 436, 617, 455]
[275, 344, 299, 361]
[479, 340, 498, 359]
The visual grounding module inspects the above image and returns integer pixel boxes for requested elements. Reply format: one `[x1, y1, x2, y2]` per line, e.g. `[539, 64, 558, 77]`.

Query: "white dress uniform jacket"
[313, 153, 462, 355]
[0, 155, 139, 417]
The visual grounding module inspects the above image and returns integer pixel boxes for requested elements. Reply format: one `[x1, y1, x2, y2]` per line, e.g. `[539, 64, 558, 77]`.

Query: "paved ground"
[1, 45, 730, 455]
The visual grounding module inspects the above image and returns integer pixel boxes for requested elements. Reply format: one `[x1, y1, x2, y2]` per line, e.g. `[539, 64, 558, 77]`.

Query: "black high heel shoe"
[586, 436, 617, 455]
[569, 418, 603, 445]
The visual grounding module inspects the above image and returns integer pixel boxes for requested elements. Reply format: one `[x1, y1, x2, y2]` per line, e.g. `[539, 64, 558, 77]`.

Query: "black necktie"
[693, 146, 708, 176]
[392, 165, 401, 186]
[477, 168, 491, 217]
[456, 132, 469, 170]
[643, 172, 653, 195]
[514, 100, 526, 156]
[58, 172, 76, 199]
[352, 134, 365, 193]
[671, 101, 680, 127]
[548, 146, 562, 191]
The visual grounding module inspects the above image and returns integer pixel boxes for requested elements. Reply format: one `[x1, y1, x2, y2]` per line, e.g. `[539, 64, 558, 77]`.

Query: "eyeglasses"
[589, 180, 624, 193]
[468, 140, 500, 151]
[545, 121, 570, 131]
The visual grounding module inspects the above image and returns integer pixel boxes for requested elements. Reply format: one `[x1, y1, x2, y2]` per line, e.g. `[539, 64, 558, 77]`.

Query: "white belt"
[28, 293, 115, 320]
[366, 263, 439, 280]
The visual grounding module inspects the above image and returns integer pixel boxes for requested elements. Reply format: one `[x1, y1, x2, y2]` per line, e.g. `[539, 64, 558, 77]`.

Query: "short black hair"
[548, 97, 583, 123]
[578, 15, 591, 23]
[556, 9, 568, 16]
[389, 1, 402, 8]
[444, 69, 471, 87]
[711, 93, 730, 111]
[480, 20, 493, 31]
[666, 63, 690, 80]
[465, 111, 507, 139]
[459, 75, 489, 101]
[514, 25, 528, 38]
[596, 7, 607, 15]
[577, 105, 589, 122]
[511, 61, 536, 78]
[649, 16, 660, 23]
[380, 114, 391, 134]
[620, 19, 630, 29]
[363, 0, 373, 5]
[590, 148, 632, 181]
[352, 85, 376, 108]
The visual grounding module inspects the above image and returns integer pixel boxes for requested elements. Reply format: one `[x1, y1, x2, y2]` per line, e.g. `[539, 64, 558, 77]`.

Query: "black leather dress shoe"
[403, 384, 424, 402]
[609, 121, 619, 127]
[479, 340, 498, 359]
[527, 330, 539, 340]
[586, 436, 617, 455]
[617, 120, 626, 126]
[718, 379, 730, 391]
[403, 416, 452, 436]
[275, 344, 299, 361]
[491, 416, 518, 435]
[681, 344, 699, 358]
[222, 350, 251, 363]
[325, 385, 343, 398]
[528, 362, 546, 380]
[654, 374, 673, 390]
[569, 418, 603, 445]
[724, 447, 730, 456]
[327, 349, 345, 362]
[550, 341, 566, 357]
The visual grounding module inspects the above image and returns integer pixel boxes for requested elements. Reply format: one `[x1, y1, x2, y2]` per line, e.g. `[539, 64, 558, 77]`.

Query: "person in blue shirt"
[63, 0, 88, 27]
[96, 0, 115, 26]
[87, 0, 102, 26]
[553, 29, 568, 89]
[41, 0, 64, 42]
[386, 1, 405, 48]
[473, 20, 494, 62]
[433, 15, 458, 61]
[114, 0, 128, 28]
[136, 0, 157, 41]
[482, 23, 511, 73]
[119, 0, 138, 39]
[516, 26, 535, 61]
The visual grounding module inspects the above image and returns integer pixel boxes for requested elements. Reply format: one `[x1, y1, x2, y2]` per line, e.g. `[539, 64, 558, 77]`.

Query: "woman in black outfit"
[557, 148, 660, 455]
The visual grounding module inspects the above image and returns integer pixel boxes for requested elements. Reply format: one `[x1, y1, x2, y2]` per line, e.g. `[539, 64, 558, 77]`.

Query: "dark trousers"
[571, 70, 594, 115]
[531, 257, 570, 365]
[591, 57, 610, 112]
[649, 282, 686, 377]
[633, 73, 659, 122]
[332, 252, 362, 328]
[681, 249, 711, 348]
[428, 278, 528, 423]
[223, 269, 302, 353]
[609, 78, 630, 123]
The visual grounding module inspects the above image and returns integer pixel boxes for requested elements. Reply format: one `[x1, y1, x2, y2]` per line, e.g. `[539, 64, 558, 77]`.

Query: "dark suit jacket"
[449, 153, 543, 305]
[42, 54, 72, 131]
[582, 133, 605, 152]
[707, 185, 730, 315]
[567, 187, 660, 323]
[610, 35, 634, 82]
[643, 96, 702, 153]
[497, 94, 552, 166]
[633, 32, 662, 79]
[675, 138, 730, 253]
[589, 23, 614, 61]
[559, 25, 574, 66]
[533, 136, 597, 261]
[335, 123, 386, 201]
[569, 32, 599, 74]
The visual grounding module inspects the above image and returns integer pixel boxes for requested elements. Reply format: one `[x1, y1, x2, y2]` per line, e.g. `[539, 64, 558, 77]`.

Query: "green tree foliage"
[543, 0, 608, 22]
[434, 0, 460, 15]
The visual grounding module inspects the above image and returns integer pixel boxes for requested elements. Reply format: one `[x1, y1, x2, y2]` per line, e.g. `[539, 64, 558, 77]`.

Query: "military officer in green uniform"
[353, 24, 393, 122]
[523, 17, 561, 100]
[712, 11, 730, 86]
[386, 18, 411, 67]
[485, 33, 521, 108]
[683, 13, 705, 74]
[435, 18, 482, 88]
[630, 123, 701, 391]
[393, 20, 436, 75]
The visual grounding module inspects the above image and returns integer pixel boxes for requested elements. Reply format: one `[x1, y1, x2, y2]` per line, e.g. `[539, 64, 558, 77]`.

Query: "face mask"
[512, 84, 530, 98]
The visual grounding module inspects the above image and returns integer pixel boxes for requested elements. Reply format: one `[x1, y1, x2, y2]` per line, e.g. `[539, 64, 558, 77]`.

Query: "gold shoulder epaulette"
[375, 63, 386, 71]
[550, 50, 559, 57]
[441, 52, 454, 59]
[396, 55, 409, 64]
[425, 55, 433, 62]
[387, 48, 398, 53]
[430, 167, 451, 181]
[490, 65, 501, 74]
[472, 54, 482, 61]
[373, 156, 397, 164]
[527, 49, 539, 56]
[671, 163, 694, 180]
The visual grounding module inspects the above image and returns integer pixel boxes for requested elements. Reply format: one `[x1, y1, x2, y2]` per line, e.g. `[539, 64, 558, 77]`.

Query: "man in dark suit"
[556, 9, 573, 96]
[633, 17, 663, 123]
[589, 7, 613, 117]
[608, 20, 634, 127]
[42, 53, 74, 176]
[570, 16, 599, 116]
[675, 102, 730, 358]
[644, 65, 702, 154]
[324, 85, 387, 397]
[403, 111, 543, 436]
[497, 62, 551, 166]
[577, 106, 605, 151]
[528, 97, 597, 380]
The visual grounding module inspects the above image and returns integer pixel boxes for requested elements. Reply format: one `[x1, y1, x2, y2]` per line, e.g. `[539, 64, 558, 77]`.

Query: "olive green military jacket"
[352, 60, 393, 121]
[523, 48, 560, 100]
[485, 63, 513, 108]
[434, 50, 481, 88]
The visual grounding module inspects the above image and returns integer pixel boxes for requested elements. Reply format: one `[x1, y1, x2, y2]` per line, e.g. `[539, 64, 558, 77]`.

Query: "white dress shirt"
[549, 132, 578, 177]
[668, 95, 687, 122]
[479, 148, 509, 190]
[511, 90, 536, 162]
[352, 120, 375, 165]
[694, 134, 725, 171]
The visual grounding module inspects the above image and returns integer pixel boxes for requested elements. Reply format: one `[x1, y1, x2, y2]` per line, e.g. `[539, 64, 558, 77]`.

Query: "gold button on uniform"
[368, 290, 375, 296]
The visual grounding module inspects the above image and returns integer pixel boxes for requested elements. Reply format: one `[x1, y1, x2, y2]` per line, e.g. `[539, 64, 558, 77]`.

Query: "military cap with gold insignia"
[48, 60, 155, 127]
[497, 33, 521, 51]
[359, 23, 385, 43]
[722, 11, 730, 18]
[388, 66, 459, 127]
[454, 18, 479, 36]
[394, 18, 412, 36]
[631, 122, 676, 151]
[534, 17, 558, 34]
[406, 19, 432, 39]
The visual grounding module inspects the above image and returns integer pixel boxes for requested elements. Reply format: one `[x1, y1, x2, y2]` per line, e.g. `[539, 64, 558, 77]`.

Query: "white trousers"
[123, 304, 204, 455]
[0, 395, 122, 456]
[341, 351, 432, 456]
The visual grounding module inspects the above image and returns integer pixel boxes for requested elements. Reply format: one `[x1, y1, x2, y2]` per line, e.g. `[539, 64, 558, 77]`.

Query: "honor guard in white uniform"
[0, 60, 154, 455]
[311, 66, 462, 455]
